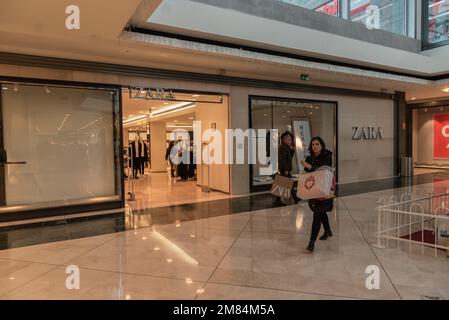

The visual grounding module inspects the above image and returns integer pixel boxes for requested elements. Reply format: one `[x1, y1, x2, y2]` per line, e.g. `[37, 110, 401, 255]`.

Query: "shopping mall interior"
[0, 0, 449, 304]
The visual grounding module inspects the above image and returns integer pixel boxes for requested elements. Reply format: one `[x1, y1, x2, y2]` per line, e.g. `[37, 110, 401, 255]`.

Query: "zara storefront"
[0, 56, 405, 222]
[236, 86, 402, 194]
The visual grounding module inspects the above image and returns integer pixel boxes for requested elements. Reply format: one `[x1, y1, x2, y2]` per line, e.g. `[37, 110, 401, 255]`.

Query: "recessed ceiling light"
[411, 97, 416, 100]
[188, 117, 195, 120]
[2, 86, 7, 90]
[164, 102, 170, 105]
[129, 115, 134, 117]
[442, 88, 449, 93]
[192, 94, 200, 98]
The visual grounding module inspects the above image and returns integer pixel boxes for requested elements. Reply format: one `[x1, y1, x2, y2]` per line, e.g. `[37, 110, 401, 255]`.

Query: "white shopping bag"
[297, 166, 334, 200]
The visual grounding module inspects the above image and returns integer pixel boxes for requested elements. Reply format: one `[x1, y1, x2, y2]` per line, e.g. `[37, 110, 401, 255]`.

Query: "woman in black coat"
[276, 131, 300, 205]
[301, 136, 334, 252]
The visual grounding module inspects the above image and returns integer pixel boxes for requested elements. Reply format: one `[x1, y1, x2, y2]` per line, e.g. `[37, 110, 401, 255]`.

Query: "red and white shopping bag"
[297, 166, 334, 200]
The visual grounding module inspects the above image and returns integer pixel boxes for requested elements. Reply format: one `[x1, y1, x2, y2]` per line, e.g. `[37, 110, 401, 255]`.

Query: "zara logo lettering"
[352, 127, 384, 140]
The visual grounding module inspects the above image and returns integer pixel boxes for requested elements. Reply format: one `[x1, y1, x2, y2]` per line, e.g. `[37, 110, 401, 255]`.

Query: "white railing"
[375, 190, 449, 257]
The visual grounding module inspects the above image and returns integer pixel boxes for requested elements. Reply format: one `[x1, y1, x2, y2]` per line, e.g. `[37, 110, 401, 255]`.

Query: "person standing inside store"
[276, 131, 300, 205]
[165, 141, 176, 177]
[301, 136, 334, 253]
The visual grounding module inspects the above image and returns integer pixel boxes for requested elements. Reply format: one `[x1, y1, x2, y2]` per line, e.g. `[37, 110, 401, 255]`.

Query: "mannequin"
[138, 137, 148, 175]
[129, 136, 145, 178]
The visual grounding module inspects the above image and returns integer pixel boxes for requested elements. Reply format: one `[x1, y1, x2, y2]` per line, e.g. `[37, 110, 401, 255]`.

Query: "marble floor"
[0, 180, 448, 300]
[125, 170, 233, 212]
[414, 167, 449, 176]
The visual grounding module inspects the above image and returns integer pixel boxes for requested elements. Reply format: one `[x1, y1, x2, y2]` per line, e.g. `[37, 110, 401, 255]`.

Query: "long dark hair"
[280, 131, 294, 145]
[308, 136, 326, 156]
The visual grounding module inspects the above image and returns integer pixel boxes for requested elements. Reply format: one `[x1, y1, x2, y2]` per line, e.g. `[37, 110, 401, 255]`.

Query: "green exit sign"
[300, 74, 310, 81]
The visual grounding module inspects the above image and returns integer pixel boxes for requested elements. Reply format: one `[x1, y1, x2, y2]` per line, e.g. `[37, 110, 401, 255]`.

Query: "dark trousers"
[139, 158, 145, 175]
[133, 158, 142, 177]
[310, 211, 331, 241]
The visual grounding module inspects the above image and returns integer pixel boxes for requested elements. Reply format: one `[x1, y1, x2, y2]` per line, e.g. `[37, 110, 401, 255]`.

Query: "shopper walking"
[301, 136, 334, 252]
[276, 131, 300, 205]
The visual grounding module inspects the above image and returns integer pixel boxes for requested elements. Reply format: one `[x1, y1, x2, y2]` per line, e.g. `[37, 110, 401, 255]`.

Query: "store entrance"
[121, 87, 230, 211]
[412, 105, 449, 176]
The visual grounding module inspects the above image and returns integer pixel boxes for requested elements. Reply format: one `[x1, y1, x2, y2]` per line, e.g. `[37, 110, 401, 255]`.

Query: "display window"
[249, 96, 337, 192]
[427, 0, 449, 45]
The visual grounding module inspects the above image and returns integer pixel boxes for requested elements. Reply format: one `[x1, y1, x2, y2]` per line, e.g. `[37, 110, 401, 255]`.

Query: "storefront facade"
[0, 56, 405, 222]
[0, 77, 124, 222]
[407, 99, 449, 170]
[231, 86, 399, 194]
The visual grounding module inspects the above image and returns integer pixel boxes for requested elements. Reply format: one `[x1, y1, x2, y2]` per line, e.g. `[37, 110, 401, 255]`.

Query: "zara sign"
[352, 127, 384, 140]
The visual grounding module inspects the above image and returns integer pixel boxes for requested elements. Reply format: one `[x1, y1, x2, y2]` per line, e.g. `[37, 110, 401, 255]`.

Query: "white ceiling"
[0, 0, 448, 103]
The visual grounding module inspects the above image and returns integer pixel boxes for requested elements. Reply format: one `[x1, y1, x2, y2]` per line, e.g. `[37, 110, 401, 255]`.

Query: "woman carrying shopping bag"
[301, 136, 334, 252]
[274, 131, 301, 206]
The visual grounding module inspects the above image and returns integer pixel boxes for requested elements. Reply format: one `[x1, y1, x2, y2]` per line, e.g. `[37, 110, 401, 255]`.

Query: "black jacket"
[278, 143, 295, 176]
[305, 149, 334, 212]
[304, 149, 333, 173]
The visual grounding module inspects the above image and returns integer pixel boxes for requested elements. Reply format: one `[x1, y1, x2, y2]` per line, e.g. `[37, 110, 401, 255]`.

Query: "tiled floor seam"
[204, 280, 367, 300]
[62, 265, 208, 284]
[341, 198, 404, 300]
[0, 257, 61, 267]
[0, 234, 125, 299]
[0, 264, 60, 299]
[194, 215, 254, 300]
[62, 233, 125, 267]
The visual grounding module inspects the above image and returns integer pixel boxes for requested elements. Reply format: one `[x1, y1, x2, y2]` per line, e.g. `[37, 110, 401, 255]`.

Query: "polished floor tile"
[1, 176, 449, 300]
[0, 259, 57, 297]
[0, 233, 118, 265]
[69, 226, 239, 282]
[197, 283, 357, 300]
[210, 231, 401, 300]
[247, 207, 362, 239]
[1, 266, 204, 300]
[126, 171, 232, 211]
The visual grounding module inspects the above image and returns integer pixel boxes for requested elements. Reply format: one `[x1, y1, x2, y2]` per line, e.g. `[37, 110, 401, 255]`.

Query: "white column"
[150, 121, 167, 173]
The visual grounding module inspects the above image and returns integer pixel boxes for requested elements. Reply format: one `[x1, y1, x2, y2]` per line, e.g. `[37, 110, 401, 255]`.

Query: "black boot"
[292, 194, 301, 204]
[275, 197, 287, 206]
[306, 240, 315, 252]
[319, 230, 333, 241]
